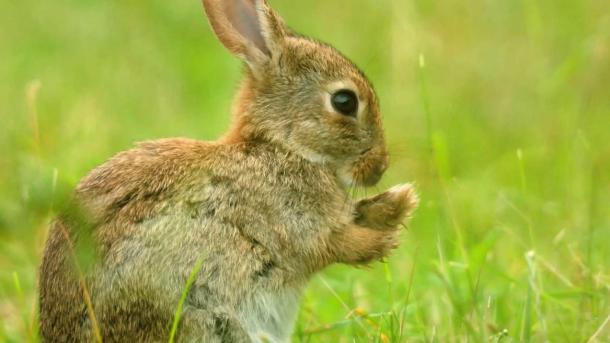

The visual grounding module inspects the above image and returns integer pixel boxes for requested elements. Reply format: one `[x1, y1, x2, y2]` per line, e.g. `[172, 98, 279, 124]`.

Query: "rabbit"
[38, 0, 419, 342]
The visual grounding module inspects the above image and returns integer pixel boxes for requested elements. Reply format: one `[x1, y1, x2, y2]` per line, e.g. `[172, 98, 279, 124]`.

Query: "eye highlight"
[331, 89, 358, 117]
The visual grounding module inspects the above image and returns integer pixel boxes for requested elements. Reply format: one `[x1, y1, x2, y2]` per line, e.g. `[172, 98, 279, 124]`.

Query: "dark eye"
[331, 89, 358, 117]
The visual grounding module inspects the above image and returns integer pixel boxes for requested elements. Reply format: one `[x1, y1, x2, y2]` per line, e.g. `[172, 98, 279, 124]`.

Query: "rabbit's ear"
[202, 0, 286, 68]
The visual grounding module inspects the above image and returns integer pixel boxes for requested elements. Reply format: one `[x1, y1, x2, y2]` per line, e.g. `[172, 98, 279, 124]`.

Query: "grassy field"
[1, 0, 609, 341]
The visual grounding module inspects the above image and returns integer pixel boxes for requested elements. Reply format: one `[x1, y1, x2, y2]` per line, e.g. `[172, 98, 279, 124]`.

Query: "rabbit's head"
[203, 0, 388, 186]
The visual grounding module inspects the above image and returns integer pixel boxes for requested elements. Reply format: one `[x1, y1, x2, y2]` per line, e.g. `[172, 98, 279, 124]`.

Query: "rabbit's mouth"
[339, 146, 388, 187]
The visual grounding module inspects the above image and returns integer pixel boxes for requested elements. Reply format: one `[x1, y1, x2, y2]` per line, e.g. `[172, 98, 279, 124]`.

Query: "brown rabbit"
[38, 0, 418, 342]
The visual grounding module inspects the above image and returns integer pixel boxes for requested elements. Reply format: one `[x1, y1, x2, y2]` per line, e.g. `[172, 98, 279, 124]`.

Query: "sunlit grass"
[1, 0, 609, 342]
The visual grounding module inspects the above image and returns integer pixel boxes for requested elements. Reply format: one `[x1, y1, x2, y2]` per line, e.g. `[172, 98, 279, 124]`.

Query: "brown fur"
[39, 1, 418, 342]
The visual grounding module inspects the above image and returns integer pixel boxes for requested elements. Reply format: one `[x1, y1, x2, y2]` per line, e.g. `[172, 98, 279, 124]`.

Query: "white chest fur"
[238, 287, 301, 343]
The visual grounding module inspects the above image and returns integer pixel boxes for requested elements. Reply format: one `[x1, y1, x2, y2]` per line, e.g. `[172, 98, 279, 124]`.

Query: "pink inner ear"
[224, 0, 270, 56]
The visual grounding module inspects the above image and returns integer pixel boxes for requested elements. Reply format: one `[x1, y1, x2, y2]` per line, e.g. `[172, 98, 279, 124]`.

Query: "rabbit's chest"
[237, 287, 301, 343]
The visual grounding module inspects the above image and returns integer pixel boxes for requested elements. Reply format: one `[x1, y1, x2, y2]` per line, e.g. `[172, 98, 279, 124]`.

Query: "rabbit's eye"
[331, 90, 358, 117]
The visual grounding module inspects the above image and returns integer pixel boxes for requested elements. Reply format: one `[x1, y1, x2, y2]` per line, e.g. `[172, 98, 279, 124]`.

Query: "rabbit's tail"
[39, 220, 93, 342]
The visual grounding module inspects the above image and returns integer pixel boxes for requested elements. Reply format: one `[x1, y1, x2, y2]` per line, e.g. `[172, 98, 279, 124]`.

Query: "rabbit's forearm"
[329, 223, 399, 265]
[328, 184, 417, 265]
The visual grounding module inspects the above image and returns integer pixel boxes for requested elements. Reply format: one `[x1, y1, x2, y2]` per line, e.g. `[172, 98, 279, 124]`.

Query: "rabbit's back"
[40, 138, 346, 342]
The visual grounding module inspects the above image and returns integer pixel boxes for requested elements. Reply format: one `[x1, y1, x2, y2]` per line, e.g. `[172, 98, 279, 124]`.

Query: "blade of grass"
[418, 53, 433, 152]
[12, 272, 29, 339]
[57, 221, 102, 343]
[586, 312, 610, 343]
[319, 276, 369, 335]
[168, 255, 206, 343]
[25, 80, 41, 155]
[516, 149, 527, 193]
[302, 312, 391, 335]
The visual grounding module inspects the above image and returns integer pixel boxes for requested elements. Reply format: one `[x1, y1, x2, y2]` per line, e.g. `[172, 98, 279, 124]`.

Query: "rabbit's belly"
[238, 287, 301, 343]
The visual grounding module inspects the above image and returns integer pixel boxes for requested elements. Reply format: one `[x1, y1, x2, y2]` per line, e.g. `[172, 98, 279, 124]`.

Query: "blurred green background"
[1, 0, 609, 341]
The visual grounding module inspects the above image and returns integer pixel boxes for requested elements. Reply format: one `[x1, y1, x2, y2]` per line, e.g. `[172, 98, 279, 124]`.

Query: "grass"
[168, 255, 206, 343]
[1, 0, 609, 341]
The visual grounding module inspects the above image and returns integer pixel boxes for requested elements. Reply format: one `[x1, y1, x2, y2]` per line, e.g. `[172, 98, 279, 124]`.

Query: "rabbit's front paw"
[355, 183, 419, 231]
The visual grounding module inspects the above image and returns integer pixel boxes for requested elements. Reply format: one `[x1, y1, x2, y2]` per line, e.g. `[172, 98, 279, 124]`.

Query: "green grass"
[168, 255, 206, 343]
[1, 0, 609, 341]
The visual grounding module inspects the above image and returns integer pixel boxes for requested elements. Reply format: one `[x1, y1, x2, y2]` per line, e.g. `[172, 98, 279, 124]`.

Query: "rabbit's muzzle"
[351, 145, 389, 187]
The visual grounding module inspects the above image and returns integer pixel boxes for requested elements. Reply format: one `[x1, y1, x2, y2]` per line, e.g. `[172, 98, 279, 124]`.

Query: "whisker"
[341, 180, 355, 213]
[351, 169, 361, 201]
